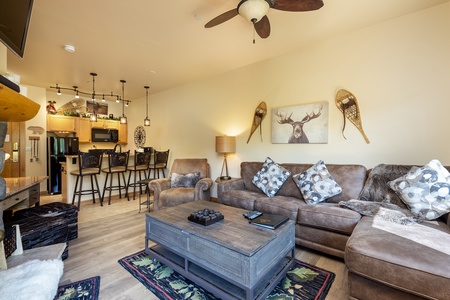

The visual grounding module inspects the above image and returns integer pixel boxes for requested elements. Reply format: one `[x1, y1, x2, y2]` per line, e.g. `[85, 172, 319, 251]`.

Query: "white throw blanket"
[0, 259, 64, 300]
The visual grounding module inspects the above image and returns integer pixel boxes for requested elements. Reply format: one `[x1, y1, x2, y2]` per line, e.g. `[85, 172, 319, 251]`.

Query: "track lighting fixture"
[120, 80, 127, 124]
[144, 86, 150, 126]
[89, 73, 98, 122]
[73, 86, 79, 98]
[50, 73, 132, 107]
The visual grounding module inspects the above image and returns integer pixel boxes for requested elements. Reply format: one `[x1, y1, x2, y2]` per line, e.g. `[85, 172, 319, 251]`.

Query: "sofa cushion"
[218, 189, 260, 211]
[339, 199, 421, 225]
[253, 196, 302, 221]
[241, 162, 367, 202]
[293, 160, 342, 204]
[297, 203, 361, 235]
[346, 216, 450, 299]
[252, 157, 291, 197]
[170, 172, 200, 188]
[159, 188, 195, 209]
[389, 159, 450, 220]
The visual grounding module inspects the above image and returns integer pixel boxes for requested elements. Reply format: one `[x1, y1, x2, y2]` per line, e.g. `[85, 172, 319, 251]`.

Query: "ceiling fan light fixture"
[238, 0, 270, 23]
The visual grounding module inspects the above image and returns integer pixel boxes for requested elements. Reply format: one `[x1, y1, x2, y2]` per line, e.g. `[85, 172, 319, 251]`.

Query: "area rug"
[118, 250, 335, 300]
[54, 276, 100, 300]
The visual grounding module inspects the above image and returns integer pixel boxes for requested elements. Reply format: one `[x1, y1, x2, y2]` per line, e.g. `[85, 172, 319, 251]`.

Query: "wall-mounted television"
[0, 0, 34, 58]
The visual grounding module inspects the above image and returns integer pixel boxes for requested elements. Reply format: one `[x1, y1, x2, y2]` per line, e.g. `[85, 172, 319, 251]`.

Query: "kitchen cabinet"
[91, 119, 119, 129]
[118, 123, 128, 144]
[46, 115, 76, 132]
[76, 118, 91, 143]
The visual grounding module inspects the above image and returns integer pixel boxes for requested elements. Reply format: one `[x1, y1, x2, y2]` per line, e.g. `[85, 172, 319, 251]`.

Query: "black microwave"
[91, 128, 119, 143]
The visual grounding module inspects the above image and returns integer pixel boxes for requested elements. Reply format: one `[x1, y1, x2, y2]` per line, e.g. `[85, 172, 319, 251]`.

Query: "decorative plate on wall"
[134, 125, 146, 148]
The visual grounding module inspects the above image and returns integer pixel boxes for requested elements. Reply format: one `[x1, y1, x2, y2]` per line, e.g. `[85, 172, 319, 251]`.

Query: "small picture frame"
[109, 114, 114, 119]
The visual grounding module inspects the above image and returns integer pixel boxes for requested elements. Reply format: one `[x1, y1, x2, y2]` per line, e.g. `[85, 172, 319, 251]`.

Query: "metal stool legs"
[101, 171, 129, 205]
[71, 174, 102, 210]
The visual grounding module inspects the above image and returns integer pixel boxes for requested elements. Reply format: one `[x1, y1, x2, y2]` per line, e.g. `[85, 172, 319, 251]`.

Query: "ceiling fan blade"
[272, 0, 324, 12]
[254, 15, 270, 39]
[204, 9, 239, 28]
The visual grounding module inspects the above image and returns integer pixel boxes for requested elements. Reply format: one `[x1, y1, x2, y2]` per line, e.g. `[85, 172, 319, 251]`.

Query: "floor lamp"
[215, 136, 236, 180]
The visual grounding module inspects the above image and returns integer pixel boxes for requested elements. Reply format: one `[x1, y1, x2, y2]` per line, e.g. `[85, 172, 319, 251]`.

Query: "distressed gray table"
[145, 200, 295, 300]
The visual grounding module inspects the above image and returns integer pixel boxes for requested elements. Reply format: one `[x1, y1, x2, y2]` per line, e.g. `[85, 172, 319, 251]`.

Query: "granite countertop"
[4, 176, 47, 198]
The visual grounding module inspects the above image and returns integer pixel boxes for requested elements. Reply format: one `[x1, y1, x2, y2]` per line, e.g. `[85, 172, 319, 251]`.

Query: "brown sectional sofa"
[217, 161, 450, 300]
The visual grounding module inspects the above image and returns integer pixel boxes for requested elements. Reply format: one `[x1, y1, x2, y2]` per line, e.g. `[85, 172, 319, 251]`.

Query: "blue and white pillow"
[388, 159, 450, 220]
[293, 160, 342, 205]
[252, 157, 291, 197]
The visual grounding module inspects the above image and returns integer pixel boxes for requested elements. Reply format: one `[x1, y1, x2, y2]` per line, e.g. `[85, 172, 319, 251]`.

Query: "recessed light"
[64, 44, 75, 53]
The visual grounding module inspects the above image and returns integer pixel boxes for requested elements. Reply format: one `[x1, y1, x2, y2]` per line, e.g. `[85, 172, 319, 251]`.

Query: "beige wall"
[3, 4, 450, 197]
[126, 3, 450, 196]
[23, 86, 47, 181]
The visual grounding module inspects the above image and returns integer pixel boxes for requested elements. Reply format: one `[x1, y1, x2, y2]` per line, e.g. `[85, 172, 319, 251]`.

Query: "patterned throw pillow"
[252, 157, 291, 197]
[388, 159, 450, 220]
[170, 172, 201, 188]
[293, 160, 342, 205]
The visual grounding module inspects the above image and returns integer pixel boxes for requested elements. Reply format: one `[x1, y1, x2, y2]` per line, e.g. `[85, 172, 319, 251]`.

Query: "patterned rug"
[54, 276, 100, 300]
[119, 250, 335, 300]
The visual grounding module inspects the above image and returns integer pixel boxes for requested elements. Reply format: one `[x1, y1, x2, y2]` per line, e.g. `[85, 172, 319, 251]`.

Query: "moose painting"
[271, 102, 328, 144]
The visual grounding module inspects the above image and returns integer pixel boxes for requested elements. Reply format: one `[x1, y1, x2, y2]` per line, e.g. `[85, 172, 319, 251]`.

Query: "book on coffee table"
[249, 213, 289, 230]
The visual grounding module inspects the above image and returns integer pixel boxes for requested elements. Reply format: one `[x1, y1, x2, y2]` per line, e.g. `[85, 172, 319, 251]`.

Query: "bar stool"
[137, 178, 154, 213]
[101, 150, 130, 205]
[127, 150, 151, 200]
[149, 149, 170, 179]
[70, 151, 103, 210]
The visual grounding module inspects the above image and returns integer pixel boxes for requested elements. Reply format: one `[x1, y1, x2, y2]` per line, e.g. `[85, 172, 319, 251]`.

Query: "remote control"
[243, 211, 263, 220]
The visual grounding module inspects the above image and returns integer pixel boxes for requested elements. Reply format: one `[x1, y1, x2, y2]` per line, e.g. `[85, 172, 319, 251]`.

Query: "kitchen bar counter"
[0, 176, 47, 210]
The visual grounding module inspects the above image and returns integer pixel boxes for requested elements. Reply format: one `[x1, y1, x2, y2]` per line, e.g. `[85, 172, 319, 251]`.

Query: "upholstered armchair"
[149, 158, 213, 210]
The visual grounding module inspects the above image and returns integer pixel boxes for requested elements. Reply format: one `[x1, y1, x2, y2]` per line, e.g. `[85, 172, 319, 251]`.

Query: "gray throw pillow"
[252, 157, 291, 197]
[293, 160, 342, 205]
[339, 199, 421, 225]
[388, 159, 450, 220]
[170, 172, 201, 188]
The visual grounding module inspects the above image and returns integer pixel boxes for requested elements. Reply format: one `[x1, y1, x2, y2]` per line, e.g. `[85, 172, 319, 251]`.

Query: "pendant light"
[89, 73, 98, 122]
[144, 86, 150, 126]
[119, 79, 127, 124]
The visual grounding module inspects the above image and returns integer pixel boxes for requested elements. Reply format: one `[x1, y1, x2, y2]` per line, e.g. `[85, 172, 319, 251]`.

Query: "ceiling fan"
[204, 0, 324, 40]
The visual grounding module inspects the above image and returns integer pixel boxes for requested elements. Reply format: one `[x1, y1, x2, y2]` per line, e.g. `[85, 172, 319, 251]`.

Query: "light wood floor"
[41, 194, 348, 300]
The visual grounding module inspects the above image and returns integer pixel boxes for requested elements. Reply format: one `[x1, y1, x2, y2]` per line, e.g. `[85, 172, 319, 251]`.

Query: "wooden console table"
[0, 176, 47, 211]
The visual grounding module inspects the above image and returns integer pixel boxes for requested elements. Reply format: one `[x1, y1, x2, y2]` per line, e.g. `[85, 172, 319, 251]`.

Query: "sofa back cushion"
[241, 162, 367, 203]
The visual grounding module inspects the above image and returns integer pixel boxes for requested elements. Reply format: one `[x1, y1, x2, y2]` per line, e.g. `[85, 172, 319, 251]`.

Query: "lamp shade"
[216, 136, 236, 154]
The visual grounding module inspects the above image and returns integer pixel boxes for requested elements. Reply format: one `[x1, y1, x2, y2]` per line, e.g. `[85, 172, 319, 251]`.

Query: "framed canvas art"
[86, 100, 108, 116]
[272, 102, 328, 144]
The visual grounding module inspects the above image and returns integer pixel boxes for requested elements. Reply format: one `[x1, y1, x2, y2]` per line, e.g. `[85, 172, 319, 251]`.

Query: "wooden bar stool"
[149, 149, 170, 179]
[127, 150, 151, 200]
[70, 151, 103, 210]
[101, 150, 130, 205]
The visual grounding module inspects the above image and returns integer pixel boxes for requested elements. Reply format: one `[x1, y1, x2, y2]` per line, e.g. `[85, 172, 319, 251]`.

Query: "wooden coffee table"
[145, 201, 295, 300]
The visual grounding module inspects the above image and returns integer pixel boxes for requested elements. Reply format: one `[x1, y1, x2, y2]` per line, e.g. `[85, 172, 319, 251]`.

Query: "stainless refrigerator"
[47, 136, 79, 194]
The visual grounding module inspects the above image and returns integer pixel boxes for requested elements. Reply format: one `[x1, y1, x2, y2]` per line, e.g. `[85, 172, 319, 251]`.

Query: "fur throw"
[358, 164, 418, 208]
[0, 259, 63, 299]
[339, 199, 422, 225]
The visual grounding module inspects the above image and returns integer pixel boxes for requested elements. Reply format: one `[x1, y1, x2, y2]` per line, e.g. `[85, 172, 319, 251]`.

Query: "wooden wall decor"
[247, 101, 267, 143]
[335, 89, 370, 144]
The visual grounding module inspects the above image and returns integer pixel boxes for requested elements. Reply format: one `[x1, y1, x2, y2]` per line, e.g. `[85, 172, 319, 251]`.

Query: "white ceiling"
[5, 0, 449, 100]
